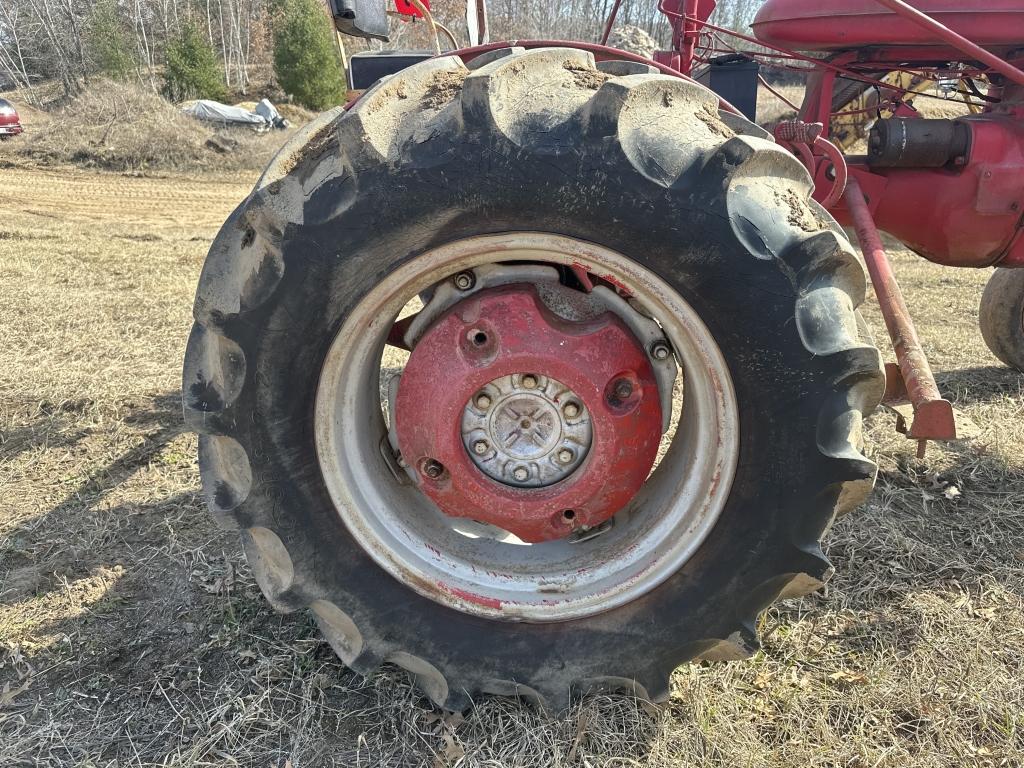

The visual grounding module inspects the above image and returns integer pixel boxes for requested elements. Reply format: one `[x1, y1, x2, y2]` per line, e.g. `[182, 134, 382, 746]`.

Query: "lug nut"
[513, 467, 529, 482]
[650, 341, 671, 361]
[557, 449, 574, 465]
[613, 378, 634, 401]
[422, 459, 444, 479]
[453, 271, 475, 290]
[473, 440, 489, 455]
[521, 374, 538, 389]
[563, 402, 580, 419]
[475, 393, 492, 409]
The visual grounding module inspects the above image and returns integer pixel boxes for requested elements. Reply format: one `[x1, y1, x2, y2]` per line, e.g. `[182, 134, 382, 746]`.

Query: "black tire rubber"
[980, 267, 1024, 371]
[183, 48, 884, 713]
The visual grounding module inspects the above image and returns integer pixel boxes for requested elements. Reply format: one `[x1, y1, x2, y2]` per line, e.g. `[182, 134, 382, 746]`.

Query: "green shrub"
[273, 0, 345, 111]
[163, 22, 227, 103]
[87, 0, 135, 81]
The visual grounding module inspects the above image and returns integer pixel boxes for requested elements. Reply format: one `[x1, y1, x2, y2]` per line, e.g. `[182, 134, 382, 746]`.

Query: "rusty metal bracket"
[845, 176, 959, 458]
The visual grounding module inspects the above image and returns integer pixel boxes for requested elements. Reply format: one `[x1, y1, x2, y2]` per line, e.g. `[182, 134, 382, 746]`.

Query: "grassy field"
[1, 149, 1023, 767]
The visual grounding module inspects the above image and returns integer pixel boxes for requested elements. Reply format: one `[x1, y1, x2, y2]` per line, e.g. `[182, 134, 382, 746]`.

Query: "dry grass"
[1, 160, 1023, 767]
[0, 80, 312, 174]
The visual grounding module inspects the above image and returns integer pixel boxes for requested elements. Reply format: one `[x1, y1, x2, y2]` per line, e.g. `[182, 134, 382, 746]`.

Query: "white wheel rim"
[315, 233, 739, 621]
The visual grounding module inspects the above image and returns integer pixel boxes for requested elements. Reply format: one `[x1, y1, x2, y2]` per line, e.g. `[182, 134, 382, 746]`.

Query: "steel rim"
[314, 233, 739, 621]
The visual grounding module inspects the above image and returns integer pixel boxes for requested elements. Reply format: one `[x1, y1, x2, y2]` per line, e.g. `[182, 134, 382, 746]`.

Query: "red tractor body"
[752, 0, 1024, 51]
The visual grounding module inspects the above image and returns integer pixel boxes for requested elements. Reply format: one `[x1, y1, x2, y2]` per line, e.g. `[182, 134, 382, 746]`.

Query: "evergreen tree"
[273, 0, 345, 111]
[163, 21, 227, 102]
[87, 0, 135, 81]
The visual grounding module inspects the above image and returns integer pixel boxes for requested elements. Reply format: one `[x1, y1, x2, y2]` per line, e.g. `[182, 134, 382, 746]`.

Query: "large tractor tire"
[183, 47, 884, 712]
[980, 268, 1024, 371]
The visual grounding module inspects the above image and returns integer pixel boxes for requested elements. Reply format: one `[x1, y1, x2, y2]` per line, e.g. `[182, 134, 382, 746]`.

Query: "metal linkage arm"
[844, 176, 958, 456]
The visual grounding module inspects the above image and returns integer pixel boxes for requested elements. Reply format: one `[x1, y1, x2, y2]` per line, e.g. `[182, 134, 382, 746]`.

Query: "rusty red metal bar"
[600, 0, 625, 46]
[871, 0, 1024, 87]
[843, 176, 958, 454]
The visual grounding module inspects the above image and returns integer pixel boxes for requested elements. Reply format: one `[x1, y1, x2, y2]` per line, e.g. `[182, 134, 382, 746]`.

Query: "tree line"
[0, 0, 763, 110]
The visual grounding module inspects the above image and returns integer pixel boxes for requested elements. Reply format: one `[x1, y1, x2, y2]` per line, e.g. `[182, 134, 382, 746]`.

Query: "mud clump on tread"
[423, 70, 469, 109]
[369, 83, 410, 114]
[696, 103, 734, 138]
[563, 60, 611, 90]
[778, 188, 819, 232]
[279, 120, 338, 177]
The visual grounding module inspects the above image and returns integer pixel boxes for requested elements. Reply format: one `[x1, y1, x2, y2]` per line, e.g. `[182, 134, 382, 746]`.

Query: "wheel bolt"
[557, 449, 574, 465]
[473, 440, 489, 455]
[613, 378, 634, 401]
[453, 271, 475, 290]
[475, 393, 492, 410]
[422, 459, 444, 479]
[513, 467, 529, 481]
[650, 341, 671, 361]
[563, 402, 580, 419]
[521, 374, 538, 389]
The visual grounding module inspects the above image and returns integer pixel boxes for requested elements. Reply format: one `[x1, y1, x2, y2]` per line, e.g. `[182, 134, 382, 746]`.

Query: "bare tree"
[0, 2, 41, 103]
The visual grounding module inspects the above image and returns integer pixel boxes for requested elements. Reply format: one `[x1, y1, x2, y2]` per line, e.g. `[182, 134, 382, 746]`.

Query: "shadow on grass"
[936, 364, 1023, 404]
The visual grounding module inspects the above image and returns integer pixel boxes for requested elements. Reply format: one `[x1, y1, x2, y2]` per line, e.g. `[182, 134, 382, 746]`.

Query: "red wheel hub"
[394, 284, 662, 543]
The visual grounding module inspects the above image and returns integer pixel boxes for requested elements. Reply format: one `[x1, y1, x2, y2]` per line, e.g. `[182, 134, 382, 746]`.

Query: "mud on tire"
[183, 47, 884, 712]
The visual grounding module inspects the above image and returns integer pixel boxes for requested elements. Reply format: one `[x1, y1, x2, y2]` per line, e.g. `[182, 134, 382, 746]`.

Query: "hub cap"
[393, 284, 663, 542]
[462, 373, 592, 488]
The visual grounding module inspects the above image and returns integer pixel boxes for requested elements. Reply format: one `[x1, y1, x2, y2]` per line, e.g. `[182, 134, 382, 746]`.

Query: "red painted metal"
[600, 0, 625, 46]
[873, 0, 1024, 86]
[752, 0, 1024, 53]
[844, 176, 957, 450]
[773, 121, 849, 208]
[828, 117, 1024, 268]
[812, 135, 849, 209]
[394, 0, 429, 18]
[394, 285, 662, 543]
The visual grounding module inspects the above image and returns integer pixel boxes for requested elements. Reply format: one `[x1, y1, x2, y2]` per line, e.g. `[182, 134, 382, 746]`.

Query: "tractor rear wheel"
[183, 48, 884, 712]
[980, 268, 1024, 371]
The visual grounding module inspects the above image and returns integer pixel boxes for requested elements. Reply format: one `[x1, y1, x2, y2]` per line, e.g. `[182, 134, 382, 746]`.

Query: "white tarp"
[183, 99, 268, 127]
[254, 98, 282, 125]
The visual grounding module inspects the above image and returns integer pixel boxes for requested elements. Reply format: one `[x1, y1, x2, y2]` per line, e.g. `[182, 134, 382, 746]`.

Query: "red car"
[0, 98, 24, 140]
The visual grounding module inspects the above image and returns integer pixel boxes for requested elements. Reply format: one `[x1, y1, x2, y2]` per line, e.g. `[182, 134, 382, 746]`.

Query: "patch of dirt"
[606, 25, 658, 59]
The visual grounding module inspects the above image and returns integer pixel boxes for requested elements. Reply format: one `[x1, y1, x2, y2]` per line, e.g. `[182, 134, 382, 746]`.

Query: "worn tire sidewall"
[222, 134, 843, 683]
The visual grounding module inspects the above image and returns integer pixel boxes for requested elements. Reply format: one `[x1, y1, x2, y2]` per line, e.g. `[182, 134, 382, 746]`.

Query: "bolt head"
[475, 393, 492, 409]
[513, 467, 529, 481]
[651, 342, 671, 361]
[521, 374, 538, 389]
[422, 459, 444, 479]
[557, 449, 574, 464]
[453, 271, 475, 290]
[473, 440, 489, 455]
[613, 379, 634, 400]
[563, 402, 580, 419]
